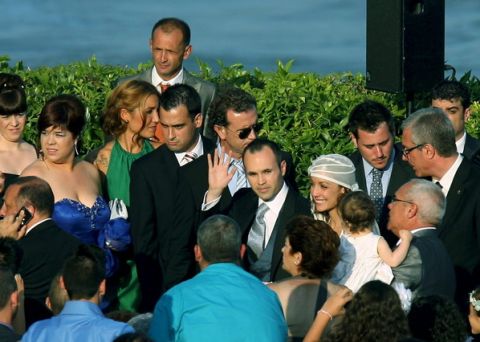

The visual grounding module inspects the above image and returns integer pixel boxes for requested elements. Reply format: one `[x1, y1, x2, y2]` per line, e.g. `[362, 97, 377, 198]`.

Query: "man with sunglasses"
[388, 179, 455, 301]
[180, 87, 297, 223]
[347, 100, 415, 247]
[401, 107, 480, 313]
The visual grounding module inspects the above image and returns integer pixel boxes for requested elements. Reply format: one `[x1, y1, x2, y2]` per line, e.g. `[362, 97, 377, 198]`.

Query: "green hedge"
[2, 55, 479, 194]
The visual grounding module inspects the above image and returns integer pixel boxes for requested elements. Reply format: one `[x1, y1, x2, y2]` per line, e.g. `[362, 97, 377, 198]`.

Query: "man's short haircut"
[402, 179, 446, 227]
[151, 17, 190, 46]
[243, 138, 282, 167]
[197, 215, 242, 264]
[160, 84, 201, 120]
[431, 80, 471, 109]
[0, 266, 17, 309]
[401, 107, 457, 157]
[12, 176, 54, 216]
[62, 245, 106, 300]
[347, 100, 396, 138]
[0, 237, 23, 274]
[208, 86, 256, 132]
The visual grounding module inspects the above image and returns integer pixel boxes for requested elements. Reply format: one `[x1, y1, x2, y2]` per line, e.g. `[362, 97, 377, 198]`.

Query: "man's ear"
[280, 160, 287, 177]
[465, 107, 472, 121]
[350, 133, 358, 148]
[183, 45, 192, 60]
[194, 113, 203, 129]
[214, 125, 226, 140]
[240, 244, 246, 259]
[194, 244, 202, 263]
[10, 290, 19, 310]
[59, 276, 66, 290]
[98, 279, 106, 297]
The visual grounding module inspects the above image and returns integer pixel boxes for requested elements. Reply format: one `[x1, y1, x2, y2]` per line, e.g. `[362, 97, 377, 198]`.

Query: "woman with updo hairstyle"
[94, 80, 160, 206]
[22, 94, 130, 279]
[0, 73, 37, 192]
[93, 80, 159, 312]
[268, 215, 345, 341]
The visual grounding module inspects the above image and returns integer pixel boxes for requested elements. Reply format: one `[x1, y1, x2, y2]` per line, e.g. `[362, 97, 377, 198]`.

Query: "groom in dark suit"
[201, 139, 311, 282]
[130, 84, 215, 312]
[401, 107, 480, 313]
[122, 17, 216, 140]
[389, 179, 455, 300]
[347, 100, 415, 247]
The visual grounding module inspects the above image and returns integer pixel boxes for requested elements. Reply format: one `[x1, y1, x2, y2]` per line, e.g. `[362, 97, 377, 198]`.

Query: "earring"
[74, 141, 79, 155]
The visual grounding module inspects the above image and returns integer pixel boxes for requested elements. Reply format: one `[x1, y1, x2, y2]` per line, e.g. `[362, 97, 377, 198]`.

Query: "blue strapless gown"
[52, 196, 131, 278]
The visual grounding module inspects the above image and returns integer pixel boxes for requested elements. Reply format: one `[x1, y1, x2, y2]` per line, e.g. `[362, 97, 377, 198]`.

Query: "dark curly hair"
[208, 86, 256, 134]
[285, 215, 340, 278]
[325, 280, 409, 342]
[38, 94, 85, 139]
[431, 80, 471, 109]
[408, 295, 467, 342]
[347, 100, 396, 138]
[338, 191, 376, 233]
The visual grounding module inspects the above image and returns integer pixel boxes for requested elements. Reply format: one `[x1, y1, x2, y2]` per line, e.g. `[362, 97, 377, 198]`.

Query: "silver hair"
[403, 179, 446, 226]
[401, 107, 457, 157]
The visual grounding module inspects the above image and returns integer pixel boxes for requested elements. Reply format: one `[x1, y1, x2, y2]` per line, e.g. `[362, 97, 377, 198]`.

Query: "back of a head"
[401, 107, 457, 157]
[403, 179, 446, 226]
[347, 100, 395, 137]
[339, 191, 376, 232]
[408, 295, 467, 342]
[0, 266, 17, 310]
[197, 215, 241, 264]
[326, 281, 408, 341]
[431, 80, 471, 108]
[286, 215, 340, 278]
[208, 86, 256, 132]
[62, 245, 105, 300]
[103, 79, 159, 137]
[13, 176, 54, 217]
[38, 94, 86, 139]
[47, 274, 69, 315]
[0, 237, 23, 274]
[160, 84, 201, 119]
[0, 73, 27, 115]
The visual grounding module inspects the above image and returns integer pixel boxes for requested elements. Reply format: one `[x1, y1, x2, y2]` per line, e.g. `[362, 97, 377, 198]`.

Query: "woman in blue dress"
[21, 94, 130, 278]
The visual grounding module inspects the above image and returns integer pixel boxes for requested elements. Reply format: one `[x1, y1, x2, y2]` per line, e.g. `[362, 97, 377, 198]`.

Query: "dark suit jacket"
[463, 133, 480, 160]
[438, 158, 480, 281]
[201, 186, 312, 281]
[392, 229, 455, 300]
[130, 136, 214, 312]
[180, 150, 298, 226]
[349, 144, 415, 246]
[122, 68, 217, 139]
[18, 219, 82, 326]
[0, 323, 19, 342]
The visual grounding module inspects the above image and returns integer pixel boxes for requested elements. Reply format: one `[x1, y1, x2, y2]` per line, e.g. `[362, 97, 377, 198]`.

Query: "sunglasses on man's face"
[227, 124, 261, 139]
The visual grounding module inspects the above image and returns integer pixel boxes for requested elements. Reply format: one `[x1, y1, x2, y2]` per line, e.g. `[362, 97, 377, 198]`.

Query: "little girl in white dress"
[337, 191, 412, 292]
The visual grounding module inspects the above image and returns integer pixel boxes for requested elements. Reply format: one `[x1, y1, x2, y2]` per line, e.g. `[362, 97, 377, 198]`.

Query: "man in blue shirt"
[149, 215, 287, 342]
[22, 245, 134, 341]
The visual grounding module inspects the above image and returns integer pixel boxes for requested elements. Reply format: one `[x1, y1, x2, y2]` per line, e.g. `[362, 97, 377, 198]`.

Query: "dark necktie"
[370, 168, 384, 218]
[248, 203, 269, 259]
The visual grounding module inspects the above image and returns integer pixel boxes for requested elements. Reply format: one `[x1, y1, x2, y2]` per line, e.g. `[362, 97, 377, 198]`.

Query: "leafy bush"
[1, 55, 479, 194]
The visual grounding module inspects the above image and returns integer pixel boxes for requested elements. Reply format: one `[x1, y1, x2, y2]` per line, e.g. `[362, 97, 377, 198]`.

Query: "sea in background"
[1, 0, 479, 77]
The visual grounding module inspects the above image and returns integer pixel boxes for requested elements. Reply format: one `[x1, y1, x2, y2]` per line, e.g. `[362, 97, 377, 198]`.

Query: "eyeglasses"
[402, 144, 424, 157]
[226, 124, 261, 139]
[391, 195, 415, 205]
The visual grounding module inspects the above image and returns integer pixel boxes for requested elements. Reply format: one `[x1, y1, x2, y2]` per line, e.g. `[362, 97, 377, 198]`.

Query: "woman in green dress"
[94, 79, 160, 312]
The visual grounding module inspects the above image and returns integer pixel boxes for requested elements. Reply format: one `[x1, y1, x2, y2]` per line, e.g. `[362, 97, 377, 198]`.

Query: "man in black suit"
[0, 176, 82, 326]
[202, 139, 311, 281]
[347, 100, 415, 247]
[389, 179, 455, 300]
[432, 80, 480, 160]
[180, 87, 297, 224]
[401, 107, 480, 312]
[130, 84, 214, 312]
[122, 17, 216, 139]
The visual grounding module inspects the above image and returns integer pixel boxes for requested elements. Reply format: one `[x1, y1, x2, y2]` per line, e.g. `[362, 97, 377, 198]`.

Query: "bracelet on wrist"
[318, 309, 333, 321]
